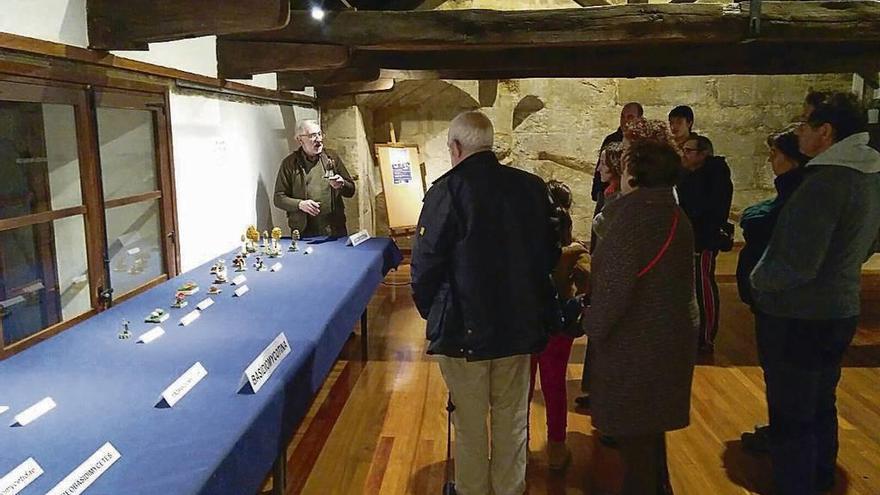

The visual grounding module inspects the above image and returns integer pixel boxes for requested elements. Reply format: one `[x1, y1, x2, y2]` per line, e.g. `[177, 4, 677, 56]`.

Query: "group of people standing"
[411, 90, 880, 495]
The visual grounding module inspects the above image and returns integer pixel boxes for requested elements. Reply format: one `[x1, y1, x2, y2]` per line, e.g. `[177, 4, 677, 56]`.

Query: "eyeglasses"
[299, 131, 323, 140]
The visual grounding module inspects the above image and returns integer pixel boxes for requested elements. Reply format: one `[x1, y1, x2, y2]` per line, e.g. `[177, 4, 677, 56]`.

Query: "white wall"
[170, 92, 318, 271]
[3, 0, 88, 47]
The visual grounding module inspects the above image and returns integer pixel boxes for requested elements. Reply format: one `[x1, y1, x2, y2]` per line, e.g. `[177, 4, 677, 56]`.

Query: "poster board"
[375, 144, 425, 231]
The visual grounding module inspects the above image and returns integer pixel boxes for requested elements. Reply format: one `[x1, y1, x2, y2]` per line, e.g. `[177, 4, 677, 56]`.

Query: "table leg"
[360, 309, 368, 361]
[272, 451, 286, 495]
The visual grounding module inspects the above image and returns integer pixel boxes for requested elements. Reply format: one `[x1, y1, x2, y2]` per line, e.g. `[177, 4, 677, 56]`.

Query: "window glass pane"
[0, 101, 82, 220]
[0, 215, 90, 346]
[105, 200, 164, 296]
[97, 108, 158, 200]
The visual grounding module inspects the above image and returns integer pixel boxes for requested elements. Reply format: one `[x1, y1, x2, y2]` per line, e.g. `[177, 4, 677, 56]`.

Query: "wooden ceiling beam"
[88, 0, 290, 50]
[216, 40, 349, 79]
[316, 79, 395, 99]
[276, 67, 381, 91]
[358, 42, 880, 79]
[220, 3, 880, 50]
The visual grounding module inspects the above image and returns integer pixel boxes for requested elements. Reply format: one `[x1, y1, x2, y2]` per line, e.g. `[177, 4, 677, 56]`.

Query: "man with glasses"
[750, 92, 880, 495]
[273, 119, 355, 237]
[678, 135, 733, 354]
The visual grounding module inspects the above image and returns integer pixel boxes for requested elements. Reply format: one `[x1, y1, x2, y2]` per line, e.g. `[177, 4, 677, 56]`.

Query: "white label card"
[12, 397, 56, 427]
[233, 285, 249, 297]
[195, 298, 214, 311]
[179, 310, 200, 326]
[126, 247, 141, 256]
[347, 229, 371, 247]
[0, 457, 43, 495]
[45, 442, 120, 495]
[137, 326, 165, 344]
[160, 362, 207, 408]
[243, 333, 291, 394]
[231, 275, 247, 285]
[270, 262, 282, 272]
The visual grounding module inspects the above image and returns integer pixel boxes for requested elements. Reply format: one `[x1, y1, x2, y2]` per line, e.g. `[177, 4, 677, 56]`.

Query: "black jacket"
[411, 151, 561, 361]
[736, 168, 805, 308]
[677, 156, 734, 252]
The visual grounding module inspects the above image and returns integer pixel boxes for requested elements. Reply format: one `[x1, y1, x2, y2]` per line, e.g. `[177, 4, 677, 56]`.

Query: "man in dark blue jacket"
[411, 110, 560, 495]
[678, 135, 733, 353]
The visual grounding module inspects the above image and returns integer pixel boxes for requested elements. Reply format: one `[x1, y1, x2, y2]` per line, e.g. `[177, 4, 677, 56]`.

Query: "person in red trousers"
[529, 179, 591, 470]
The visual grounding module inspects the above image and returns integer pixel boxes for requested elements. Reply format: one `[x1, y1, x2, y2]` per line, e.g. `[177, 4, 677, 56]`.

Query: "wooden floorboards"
[276, 255, 880, 494]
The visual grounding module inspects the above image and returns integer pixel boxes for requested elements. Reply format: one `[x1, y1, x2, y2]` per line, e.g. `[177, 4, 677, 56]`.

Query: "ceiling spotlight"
[311, 6, 325, 21]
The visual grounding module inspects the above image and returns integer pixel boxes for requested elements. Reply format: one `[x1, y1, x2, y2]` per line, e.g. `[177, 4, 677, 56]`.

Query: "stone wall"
[323, 74, 851, 244]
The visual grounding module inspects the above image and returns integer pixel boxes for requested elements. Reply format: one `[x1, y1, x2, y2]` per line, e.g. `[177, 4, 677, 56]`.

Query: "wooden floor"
[276, 254, 880, 495]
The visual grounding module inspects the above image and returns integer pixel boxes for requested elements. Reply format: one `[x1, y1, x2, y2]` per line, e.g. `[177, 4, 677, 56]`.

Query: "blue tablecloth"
[0, 237, 401, 495]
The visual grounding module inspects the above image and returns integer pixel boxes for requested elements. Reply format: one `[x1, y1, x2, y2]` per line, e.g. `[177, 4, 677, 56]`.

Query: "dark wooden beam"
[221, 3, 880, 50]
[572, 0, 612, 5]
[277, 67, 381, 90]
[216, 40, 349, 79]
[360, 42, 880, 79]
[316, 79, 395, 99]
[88, 0, 290, 50]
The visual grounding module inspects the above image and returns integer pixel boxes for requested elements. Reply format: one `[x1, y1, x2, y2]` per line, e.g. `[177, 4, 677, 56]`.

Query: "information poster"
[375, 144, 425, 231]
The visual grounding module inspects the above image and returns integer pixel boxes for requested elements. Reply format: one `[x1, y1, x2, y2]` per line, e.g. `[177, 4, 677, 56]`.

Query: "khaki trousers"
[437, 354, 530, 495]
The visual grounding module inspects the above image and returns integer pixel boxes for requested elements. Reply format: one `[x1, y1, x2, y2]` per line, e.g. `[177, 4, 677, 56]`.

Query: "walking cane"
[443, 394, 456, 495]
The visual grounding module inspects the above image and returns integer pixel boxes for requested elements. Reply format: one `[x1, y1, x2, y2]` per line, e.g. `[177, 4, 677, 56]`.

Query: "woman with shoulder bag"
[582, 140, 699, 495]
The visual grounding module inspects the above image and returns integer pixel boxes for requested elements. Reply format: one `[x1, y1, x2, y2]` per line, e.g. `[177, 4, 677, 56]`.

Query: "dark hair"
[806, 92, 867, 142]
[767, 125, 809, 167]
[688, 135, 714, 155]
[624, 140, 684, 189]
[547, 179, 573, 246]
[623, 102, 644, 117]
[668, 105, 695, 125]
[805, 90, 829, 109]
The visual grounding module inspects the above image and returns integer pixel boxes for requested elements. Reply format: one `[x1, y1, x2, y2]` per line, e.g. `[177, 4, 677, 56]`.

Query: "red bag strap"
[637, 209, 680, 278]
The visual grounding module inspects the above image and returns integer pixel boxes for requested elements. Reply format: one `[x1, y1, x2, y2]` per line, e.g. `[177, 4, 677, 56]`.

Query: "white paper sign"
[160, 362, 207, 408]
[46, 442, 120, 495]
[0, 406, 8, 416]
[12, 397, 56, 426]
[270, 262, 282, 272]
[137, 326, 165, 344]
[0, 457, 43, 495]
[347, 229, 371, 247]
[179, 310, 200, 326]
[243, 333, 291, 393]
[233, 285, 249, 297]
[195, 298, 214, 311]
[231, 275, 247, 286]
[126, 247, 141, 256]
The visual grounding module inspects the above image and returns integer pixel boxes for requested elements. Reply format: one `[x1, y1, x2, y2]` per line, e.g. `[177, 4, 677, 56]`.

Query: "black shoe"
[574, 394, 590, 408]
[741, 424, 770, 454]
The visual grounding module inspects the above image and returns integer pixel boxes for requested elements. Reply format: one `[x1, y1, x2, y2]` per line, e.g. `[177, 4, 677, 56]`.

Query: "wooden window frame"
[0, 75, 179, 359]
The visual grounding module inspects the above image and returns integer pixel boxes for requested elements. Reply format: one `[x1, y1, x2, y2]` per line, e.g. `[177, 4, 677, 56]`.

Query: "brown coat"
[553, 242, 591, 301]
[582, 187, 699, 436]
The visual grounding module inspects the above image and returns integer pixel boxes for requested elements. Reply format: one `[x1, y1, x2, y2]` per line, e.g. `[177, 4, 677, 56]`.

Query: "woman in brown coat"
[582, 140, 699, 495]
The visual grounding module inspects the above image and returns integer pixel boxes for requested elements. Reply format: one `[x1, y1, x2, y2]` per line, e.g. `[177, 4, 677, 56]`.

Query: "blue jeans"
[755, 314, 857, 495]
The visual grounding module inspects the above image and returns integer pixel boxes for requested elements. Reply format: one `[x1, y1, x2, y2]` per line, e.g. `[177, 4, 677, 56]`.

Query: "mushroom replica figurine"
[245, 225, 260, 253]
[289, 229, 300, 252]
[269, 227, 283, 257]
